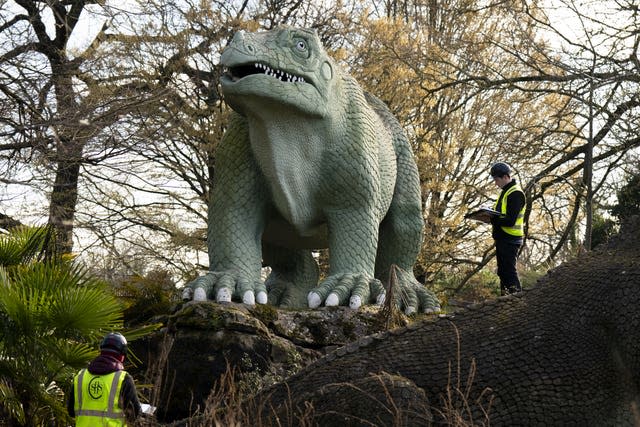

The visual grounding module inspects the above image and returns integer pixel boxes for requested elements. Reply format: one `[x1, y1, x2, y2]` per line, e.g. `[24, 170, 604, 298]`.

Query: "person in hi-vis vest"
[489, 162, 526, 295]
[67, 332, 141, 426]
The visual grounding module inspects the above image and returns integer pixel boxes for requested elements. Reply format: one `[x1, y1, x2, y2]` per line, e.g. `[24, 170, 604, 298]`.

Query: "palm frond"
[0, 379, 25, 425]
[0, 262, 124, 339]
[122, 323, 163, 342]
[0, 226, 55, 267]
[46, 339, 97, 368]
[53, 286, 123, 336]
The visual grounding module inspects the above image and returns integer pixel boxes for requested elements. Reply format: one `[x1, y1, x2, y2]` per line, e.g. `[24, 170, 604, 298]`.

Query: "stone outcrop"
[131, 301, 396, 421]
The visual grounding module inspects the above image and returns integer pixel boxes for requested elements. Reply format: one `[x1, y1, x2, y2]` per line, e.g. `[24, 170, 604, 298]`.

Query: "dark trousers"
[495, 239, 522, 295]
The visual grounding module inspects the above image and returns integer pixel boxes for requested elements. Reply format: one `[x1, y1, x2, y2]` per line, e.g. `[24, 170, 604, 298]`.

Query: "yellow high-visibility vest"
[73, 369, 126, 427]
[494, 184, 525, 237]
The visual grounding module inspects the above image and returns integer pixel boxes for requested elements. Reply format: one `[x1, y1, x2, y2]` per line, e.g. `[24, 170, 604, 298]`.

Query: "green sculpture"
[183, 26, 439, 313]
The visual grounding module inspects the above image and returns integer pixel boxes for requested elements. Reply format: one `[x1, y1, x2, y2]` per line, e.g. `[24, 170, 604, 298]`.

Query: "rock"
[130, 301, 395, 422]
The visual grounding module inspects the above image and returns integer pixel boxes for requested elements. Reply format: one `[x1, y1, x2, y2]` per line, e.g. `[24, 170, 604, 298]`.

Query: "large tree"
[0, 0, 228, 255]
[1, 1, 157, 253]
[341, 1, 579, 292]
[346, 0, 640, 293]
[428, 0, 640, 257]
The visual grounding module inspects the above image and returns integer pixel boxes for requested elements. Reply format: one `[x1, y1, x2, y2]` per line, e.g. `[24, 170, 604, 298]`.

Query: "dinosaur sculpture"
[247, 219, 640, 426]
[183, 26, 439, 313]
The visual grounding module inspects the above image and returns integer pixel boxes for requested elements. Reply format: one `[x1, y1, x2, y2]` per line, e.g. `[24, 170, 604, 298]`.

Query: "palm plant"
[0, 226, 140, 426]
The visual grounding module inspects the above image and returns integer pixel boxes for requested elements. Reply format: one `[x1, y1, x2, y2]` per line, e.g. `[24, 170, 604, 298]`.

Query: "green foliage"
[431, 264, 547, 311]
[611, 169, 640, 220]
[0, 226, 125, 426]
[518, 264, 549, 289]
[112, 269, 179, 325]
[0, 226, 55, 267]
[591, 213, 618, 249]
[431, 269, 500, 309]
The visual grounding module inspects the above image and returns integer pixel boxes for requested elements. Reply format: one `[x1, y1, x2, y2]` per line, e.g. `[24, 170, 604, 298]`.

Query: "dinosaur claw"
[256, 291, 268, 304]
[193, 287, 207, 301]
[424, 305, 441, 314]
[308, 292, 322, 308]
[325, 293, 339, 306]
[216, 287, 232, 302]
[243, 290, 255, 305]
[349, 295, 362, 309]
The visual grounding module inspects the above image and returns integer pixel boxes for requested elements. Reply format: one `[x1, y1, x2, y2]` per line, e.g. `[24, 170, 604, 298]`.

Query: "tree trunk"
[48, 157, 81, 254]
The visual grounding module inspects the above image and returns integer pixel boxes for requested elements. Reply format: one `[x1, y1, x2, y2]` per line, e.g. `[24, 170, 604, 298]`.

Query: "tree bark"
[48, 157, 81, 254]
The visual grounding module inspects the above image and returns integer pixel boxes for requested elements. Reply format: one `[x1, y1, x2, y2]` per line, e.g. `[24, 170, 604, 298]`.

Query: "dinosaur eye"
[291, 36, 311, 59]
[295, 39, 307, 51]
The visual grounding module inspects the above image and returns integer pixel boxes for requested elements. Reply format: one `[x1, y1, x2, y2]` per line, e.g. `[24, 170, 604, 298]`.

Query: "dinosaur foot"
[182, 271, 267, 305]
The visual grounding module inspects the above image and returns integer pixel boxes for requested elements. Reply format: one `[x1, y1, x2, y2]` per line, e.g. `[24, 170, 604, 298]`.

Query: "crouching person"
[67, 332, 141, 426]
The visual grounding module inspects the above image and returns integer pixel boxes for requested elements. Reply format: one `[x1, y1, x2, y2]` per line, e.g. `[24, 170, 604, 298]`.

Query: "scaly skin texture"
[251, 225, 640, 426]
[184, 27, 439, 313]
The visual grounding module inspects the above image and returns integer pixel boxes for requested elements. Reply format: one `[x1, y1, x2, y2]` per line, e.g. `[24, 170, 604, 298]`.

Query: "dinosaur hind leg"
[375, 148, 440, 312]
[376, 204, 440, 313]
[263, 243, 319, 308]
[375, 202, 423, 282]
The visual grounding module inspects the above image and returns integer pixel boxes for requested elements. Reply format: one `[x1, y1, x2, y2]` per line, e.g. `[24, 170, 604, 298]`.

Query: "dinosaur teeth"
[224, 63, 307, 84]
[253, 62, 305, 83]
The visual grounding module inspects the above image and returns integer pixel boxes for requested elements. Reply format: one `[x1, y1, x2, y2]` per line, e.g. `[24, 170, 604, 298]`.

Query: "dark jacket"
[67, 353, 141, 420]
[491, 179, 525, 243]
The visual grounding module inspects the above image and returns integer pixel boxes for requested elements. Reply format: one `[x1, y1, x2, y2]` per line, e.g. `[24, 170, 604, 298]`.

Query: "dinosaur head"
[220, 27, 336, 118]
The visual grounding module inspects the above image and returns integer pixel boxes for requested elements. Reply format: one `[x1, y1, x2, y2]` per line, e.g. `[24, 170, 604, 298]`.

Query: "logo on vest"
[88, 377, 104, 399]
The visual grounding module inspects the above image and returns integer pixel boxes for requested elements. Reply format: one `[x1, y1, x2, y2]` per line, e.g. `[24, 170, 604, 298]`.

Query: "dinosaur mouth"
[223, 63, 307, 84]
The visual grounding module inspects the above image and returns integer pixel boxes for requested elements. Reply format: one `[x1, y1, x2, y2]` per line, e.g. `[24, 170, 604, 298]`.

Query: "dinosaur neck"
[246, 110, 341, 234]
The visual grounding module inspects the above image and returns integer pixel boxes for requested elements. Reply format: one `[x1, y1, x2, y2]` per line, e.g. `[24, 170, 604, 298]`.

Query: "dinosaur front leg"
[184, 116, 269, 305]
[308, 209, 384, 309]
[203, 183, 269, 304]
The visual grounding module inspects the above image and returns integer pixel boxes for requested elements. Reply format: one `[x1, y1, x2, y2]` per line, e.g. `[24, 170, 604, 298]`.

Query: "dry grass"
[435, 323, 494, 426]
[135, 323, 492, 427]
[378, 264, 410, 329]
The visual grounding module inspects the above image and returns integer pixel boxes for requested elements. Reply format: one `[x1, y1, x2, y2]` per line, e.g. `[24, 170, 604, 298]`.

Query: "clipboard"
[465, 207, 501, 221]
[141, 403, 157, 415]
